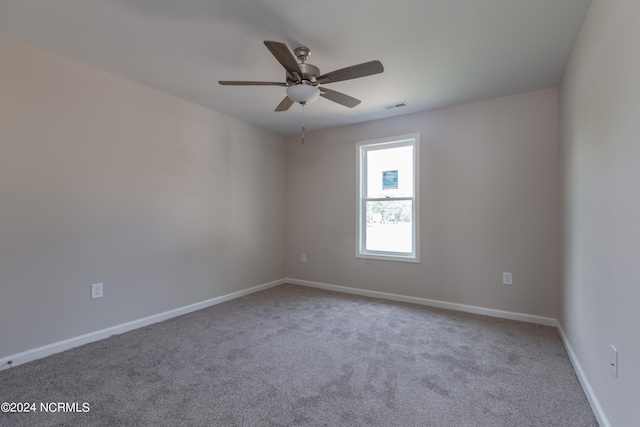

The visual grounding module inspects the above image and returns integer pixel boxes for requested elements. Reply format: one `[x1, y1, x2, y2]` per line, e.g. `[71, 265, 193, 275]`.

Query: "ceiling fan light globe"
[286, 84, 320, 105]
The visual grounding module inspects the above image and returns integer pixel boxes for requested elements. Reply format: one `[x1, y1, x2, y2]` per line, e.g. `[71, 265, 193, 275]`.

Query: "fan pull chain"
[301, 104, 306, 144]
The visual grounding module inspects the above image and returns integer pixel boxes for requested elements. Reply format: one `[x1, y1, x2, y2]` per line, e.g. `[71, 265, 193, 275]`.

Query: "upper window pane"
[366, 145, 414, 198]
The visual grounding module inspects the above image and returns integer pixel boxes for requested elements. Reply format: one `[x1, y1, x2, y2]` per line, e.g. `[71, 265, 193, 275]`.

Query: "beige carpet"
[0, 284, 597, 426]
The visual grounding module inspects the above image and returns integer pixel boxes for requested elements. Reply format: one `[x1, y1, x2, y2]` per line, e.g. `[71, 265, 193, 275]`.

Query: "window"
[356, 134, 419, 262]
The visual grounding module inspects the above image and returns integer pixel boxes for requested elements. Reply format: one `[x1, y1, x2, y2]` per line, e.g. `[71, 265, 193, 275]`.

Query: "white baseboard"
[0, 279, 285, 371]
[556, 322, 610, 427]
[286, 278, 557, 326]
[1, 277, 607, 426]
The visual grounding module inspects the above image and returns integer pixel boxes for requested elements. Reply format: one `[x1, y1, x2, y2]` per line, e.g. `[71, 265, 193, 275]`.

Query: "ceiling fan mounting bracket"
[294, 46, 311, 63]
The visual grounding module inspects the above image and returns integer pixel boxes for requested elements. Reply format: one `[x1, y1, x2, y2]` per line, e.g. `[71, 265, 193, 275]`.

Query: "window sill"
[356, 252, 420, 263]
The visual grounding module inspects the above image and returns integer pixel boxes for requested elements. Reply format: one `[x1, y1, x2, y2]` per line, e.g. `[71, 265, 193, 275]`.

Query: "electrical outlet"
[91, 283, 103, 299]
[610, 345, 618, 377]
[301, 253, 307, 263]
[502, 272, 512, 285]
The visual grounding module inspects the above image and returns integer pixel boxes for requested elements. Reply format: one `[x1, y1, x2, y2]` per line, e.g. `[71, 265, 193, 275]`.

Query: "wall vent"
[382, 101, 408, 110]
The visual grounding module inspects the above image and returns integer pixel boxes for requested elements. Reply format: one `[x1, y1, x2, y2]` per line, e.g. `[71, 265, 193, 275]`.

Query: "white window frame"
[356, 133, 420, 263]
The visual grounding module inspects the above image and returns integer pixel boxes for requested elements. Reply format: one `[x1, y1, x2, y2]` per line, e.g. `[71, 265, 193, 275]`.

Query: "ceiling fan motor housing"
[287, 63, 320, 85]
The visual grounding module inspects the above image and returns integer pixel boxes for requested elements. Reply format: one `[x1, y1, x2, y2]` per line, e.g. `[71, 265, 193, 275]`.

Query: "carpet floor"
[0, 284, 597, 426]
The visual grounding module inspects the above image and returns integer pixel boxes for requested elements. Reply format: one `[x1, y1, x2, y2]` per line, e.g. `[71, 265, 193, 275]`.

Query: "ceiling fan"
[219, 41, 384, 111]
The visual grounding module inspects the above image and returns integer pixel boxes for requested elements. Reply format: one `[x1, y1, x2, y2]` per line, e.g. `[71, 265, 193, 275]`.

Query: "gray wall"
[560, 0, 640, 425]
[0, 35, 286, 358]
[285, 88, 559, 318]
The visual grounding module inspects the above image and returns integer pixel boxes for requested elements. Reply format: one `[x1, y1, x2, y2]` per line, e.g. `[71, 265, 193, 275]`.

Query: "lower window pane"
[365, 200, 412, 253]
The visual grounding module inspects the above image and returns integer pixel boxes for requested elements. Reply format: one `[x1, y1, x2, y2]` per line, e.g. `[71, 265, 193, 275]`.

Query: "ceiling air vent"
[382, 101, 408, 110]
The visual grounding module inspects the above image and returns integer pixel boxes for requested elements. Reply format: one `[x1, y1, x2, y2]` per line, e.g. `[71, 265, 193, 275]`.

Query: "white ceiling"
[0, 0, 591, 136]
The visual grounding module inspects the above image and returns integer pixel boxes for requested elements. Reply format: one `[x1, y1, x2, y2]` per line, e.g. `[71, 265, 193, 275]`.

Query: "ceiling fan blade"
[317, 60, 384, 84]
[264, 41, 303, 81]
[218, 81, 287, 86]
[319, 87, 361, 108]
[275, 96, 294, 112]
